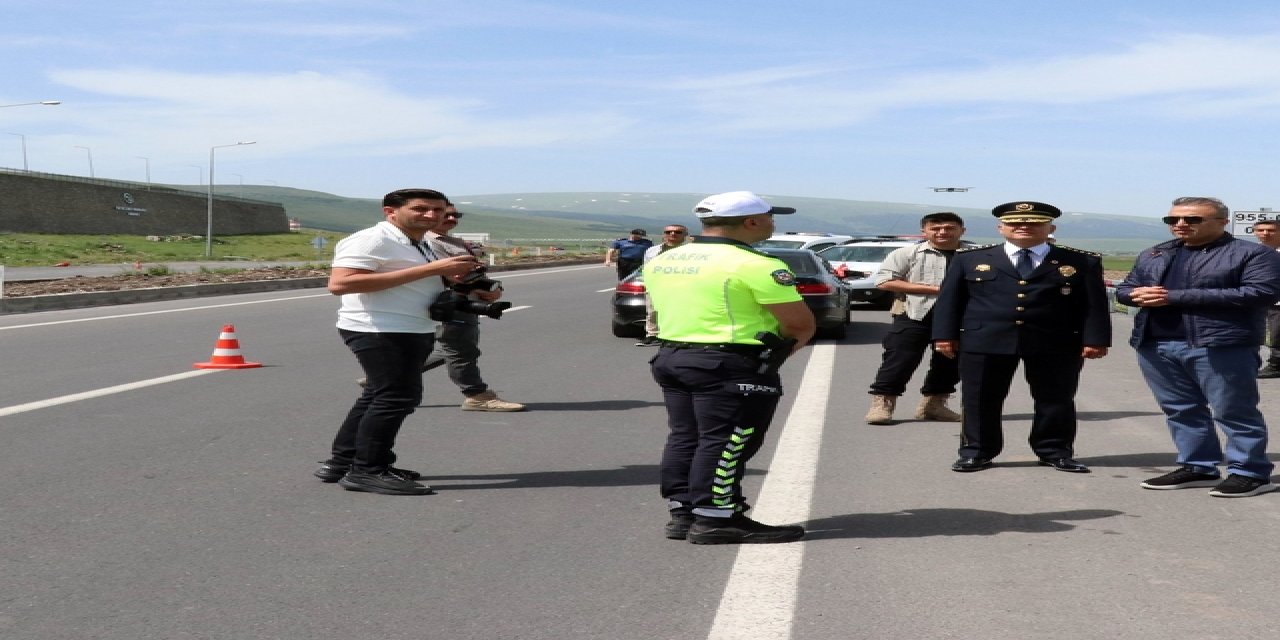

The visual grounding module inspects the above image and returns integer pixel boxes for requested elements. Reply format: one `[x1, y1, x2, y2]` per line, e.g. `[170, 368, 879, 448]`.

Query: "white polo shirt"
[332, 221, 445, 333]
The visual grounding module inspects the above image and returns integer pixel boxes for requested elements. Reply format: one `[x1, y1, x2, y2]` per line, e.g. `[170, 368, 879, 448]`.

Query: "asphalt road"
[3, 264, 1278, 640]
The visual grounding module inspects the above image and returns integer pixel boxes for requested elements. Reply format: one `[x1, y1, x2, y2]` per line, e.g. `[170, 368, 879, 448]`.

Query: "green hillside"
[164, 185, 1174, 253]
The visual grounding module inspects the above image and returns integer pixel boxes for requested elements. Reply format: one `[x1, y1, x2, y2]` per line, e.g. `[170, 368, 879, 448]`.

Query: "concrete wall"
[0, 170, 287, 235]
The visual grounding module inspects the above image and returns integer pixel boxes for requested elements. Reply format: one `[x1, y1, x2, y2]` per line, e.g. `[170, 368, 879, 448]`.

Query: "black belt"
[660, 341, 765, 356]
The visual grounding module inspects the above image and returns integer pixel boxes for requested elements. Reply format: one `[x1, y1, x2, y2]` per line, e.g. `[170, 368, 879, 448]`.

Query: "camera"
[452, 265, 502, 294]
[429, 264, 513, 321]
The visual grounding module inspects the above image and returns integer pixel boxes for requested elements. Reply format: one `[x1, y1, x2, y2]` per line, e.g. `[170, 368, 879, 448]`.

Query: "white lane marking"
[0, 370, 222, 418]
[0, 294, 331, 331]
[706, 341, 835, 640]
[596, 288, 616, 293]
[491, 265, 600, 278]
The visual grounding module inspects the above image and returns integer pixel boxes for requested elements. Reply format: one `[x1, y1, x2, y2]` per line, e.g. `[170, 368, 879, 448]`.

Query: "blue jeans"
[1135, 341, 1273, 479]
[330, 330, 434, 472]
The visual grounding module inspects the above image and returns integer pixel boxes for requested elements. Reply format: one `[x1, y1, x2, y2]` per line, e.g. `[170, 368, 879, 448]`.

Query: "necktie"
[1016, 248, 1034, 278]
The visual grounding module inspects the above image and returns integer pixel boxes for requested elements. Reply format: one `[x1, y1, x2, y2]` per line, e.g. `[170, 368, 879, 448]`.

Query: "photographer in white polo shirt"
[314, 188, 483, 496]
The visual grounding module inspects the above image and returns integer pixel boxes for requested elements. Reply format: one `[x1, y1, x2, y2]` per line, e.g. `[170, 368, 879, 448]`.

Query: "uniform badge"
[1058, 265, 1077, 277]
[771, 270, 796, 286]
[975, 264, 991, 271]
[1061, 286, 1072, 295]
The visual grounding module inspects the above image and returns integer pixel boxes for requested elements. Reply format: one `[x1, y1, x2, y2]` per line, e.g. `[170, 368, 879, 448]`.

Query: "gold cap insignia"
[975, 264, 991, 271]
[1015, 203, 1033, 211]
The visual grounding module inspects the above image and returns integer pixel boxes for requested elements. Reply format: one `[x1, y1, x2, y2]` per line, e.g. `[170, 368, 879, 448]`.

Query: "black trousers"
[956, 351, 1083, 459]
[330, 330, 434, 472]
[868, 314, 959, 397]
[651, 347, 782, 518]
[616, 258, 643, 280]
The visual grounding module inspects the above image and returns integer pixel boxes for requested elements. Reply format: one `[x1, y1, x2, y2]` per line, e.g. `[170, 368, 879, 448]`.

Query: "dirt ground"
[2, 267, 331, 297]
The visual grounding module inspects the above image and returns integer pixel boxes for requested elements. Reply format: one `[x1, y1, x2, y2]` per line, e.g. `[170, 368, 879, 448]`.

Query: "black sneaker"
[337, 470, 434, 495]
[1258, 365, 1280, 379]
[664, 512, 696, 540]
[687, 514, 805, 545]
[1208, 474, 1278, 498]
[1140, 466, 1220, 490]
[635, 336, 660, 347]
[314, 461, 422, 483]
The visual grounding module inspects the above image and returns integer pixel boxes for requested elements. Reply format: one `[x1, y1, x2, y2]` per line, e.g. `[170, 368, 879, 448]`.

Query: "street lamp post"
[230, 173, 245, 198]
[73, 145, 94, 178]
[206, 141, 257, 257]
[186, 164, 203, 185]
[7, 133, 27, 171]
[136, 156, 150, 190]
[0, 100, 61, 108]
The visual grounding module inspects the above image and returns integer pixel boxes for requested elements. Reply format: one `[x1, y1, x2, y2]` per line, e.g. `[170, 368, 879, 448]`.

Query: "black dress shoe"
[1039, 457, 1090, 473]
[951, 457, 993, 472]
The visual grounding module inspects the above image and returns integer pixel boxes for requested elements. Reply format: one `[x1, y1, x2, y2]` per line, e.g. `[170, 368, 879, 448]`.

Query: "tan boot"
[865, 394, 897, 425]
[915, 394, 962, 422]
[461, 390, 526, 412]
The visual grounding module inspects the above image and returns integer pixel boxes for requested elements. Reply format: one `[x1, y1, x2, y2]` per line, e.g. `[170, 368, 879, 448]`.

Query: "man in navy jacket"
[1116, 196, 1280, 498]
[933, 201, 1111, 473]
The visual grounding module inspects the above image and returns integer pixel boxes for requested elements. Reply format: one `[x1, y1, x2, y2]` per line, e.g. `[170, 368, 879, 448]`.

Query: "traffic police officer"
[646, 191, 816, 545]
[932, 201, 1111, 474]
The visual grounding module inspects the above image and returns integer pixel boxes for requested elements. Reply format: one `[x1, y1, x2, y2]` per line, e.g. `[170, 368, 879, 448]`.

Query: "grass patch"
[0, 231, 347, 267]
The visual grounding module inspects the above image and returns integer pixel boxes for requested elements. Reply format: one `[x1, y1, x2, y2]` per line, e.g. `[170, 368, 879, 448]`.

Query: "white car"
[754, 232, 854, 253]
[817, 238, 919, 308]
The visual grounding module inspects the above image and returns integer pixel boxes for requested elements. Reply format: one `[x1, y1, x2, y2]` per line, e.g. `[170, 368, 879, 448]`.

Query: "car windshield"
[754, 239, 806, 249]
[819, 245, 901, 262]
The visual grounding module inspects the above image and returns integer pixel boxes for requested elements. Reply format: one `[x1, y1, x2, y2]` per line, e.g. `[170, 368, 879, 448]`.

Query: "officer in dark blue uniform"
[932, 201, 1111, 473]
[646, 191, 816, 544]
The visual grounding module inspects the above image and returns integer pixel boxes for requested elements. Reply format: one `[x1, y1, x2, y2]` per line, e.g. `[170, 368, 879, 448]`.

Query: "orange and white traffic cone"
[194, 324, 262, 369]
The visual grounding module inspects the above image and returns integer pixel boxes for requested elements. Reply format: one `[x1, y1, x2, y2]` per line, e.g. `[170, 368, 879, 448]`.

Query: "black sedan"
[610, 248, 852, 339]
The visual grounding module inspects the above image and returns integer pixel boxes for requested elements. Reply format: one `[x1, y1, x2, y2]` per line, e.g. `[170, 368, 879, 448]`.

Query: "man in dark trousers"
[933, 201, 1111, 473]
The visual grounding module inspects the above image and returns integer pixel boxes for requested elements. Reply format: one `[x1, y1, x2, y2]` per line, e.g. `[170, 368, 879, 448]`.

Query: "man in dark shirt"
[604, 229, 653, 280]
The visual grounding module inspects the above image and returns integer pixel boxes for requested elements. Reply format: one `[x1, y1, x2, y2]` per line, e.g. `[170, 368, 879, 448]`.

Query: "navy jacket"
[1115, 233, 1280, 348]
[932, 244, 1112, 355]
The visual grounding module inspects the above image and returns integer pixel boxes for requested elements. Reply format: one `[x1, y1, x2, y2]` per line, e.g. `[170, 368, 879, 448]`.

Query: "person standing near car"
[315, 189, 484, 496]
[1117, 197, 1280, 497]
[421, 204, 525, 411]
[647, 191, 815, 544]
[1250, 219, 1280, 378]
[604, 229, 652, 280]
[865, 212, 966, 425]
[933, 201, 1111, 474]
[635, 224, 690, 346]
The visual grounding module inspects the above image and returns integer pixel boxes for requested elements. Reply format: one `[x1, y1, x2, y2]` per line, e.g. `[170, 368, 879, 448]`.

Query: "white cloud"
[672, 33, 1280, 132]
[44, 67, 633, 158]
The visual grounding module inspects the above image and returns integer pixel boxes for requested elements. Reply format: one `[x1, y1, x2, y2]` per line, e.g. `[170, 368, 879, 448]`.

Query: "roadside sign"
[1231, 209, 1276, 236]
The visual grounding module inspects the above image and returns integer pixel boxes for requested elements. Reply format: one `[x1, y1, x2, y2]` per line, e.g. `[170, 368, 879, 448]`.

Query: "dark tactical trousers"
[652, 347, 783, 518]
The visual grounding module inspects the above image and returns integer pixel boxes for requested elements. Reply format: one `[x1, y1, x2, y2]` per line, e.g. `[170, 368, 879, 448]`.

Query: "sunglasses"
[663, 230, 687, 235]
[1162, 216, 1218, 225]
[445, 212, 463, 219]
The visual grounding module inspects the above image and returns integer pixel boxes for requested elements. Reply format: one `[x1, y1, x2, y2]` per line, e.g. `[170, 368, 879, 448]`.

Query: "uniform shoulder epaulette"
[1054, 244, 1101, 257]
[959, 243, 998, 253]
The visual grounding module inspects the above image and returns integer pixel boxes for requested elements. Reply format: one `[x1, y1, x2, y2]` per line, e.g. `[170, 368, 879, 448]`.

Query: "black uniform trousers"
[651, 346, 782, 518]
[869, 313, 959, 397]
[957, 351, 1083, 459]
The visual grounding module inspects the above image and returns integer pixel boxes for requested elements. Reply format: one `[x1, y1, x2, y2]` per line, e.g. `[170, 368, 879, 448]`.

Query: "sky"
[4, 0, 1280, 217]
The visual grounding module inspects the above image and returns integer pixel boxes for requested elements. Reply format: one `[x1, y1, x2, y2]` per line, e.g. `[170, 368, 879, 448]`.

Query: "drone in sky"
[930, 187, 973, 192]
